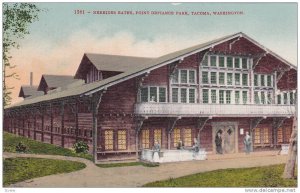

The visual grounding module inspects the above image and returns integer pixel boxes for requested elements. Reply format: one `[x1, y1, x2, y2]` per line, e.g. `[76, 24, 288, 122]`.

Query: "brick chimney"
[30, 72, 33, 86]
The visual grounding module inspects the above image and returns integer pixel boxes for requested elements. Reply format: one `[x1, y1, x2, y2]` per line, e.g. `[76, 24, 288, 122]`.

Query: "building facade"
[4, 32, 297, 163]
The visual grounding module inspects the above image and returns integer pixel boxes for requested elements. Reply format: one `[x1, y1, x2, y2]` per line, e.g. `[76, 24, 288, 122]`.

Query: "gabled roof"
[18, 86, 44, 98]
[74, 53, 154, 79]
[6, 32, 297, 109]
[37, 74, 78, 91]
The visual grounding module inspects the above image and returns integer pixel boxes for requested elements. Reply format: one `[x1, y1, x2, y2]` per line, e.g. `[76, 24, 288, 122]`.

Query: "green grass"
[3, 157, 86, 186]
[143, 164, 297, 187]
[3, 132, 92, 160]
[97, 161, 159, 168]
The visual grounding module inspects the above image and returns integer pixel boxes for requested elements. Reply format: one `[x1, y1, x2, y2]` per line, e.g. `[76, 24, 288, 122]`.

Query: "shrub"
[73, 141, 89, 154]
[15, 142, 27, 153]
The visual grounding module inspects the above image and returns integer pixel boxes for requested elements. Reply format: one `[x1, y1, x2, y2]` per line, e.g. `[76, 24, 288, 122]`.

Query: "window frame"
[140, 86, 168, 103]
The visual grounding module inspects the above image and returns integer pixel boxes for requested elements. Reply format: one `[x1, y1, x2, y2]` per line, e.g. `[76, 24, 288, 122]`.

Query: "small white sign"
[240, 128, 244, 135]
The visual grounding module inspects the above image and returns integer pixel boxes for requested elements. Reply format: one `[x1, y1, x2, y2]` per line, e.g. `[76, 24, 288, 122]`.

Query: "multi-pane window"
[211, 90, 217, 103]
[227, 57, 233, 68]
[290, 92, 294, 104]
[150, 87, 157, 102]
[159, 87, 166, 102]
[210, 56, 217, 67]
[142, 129, 150, 149]
[242, 91, 248, 104]
[181, 88, 187, 103]
[242, 58, 248, 69]
[242, 74, 248, 86]
[219, 90, 225, 104]
[254, 74, 258, 86]
[254, 91, 260, 104]
[235, 91, 240, 104]
[140, 87, 148, 102]
[267, 75, 272, 87]
[277, 94, 282, 104]
[283, 93, 288, 104]
[260, 75, 265, 86]
[154, 129, 162, 145]
[254, 128, 261, 144]
[202, 55, 208, 66]
[235, 73, 240, 85]
[172, 69, 196, 84]
[202, 71, 209, 84]
[172, 88, 179, 103]
[263, 128, 269, 143]
[261, 92, 265, 104]
[226, 90, 231, 104]
[141, 87, 167, 103]
[173, 128, 181, 147]
[189, 71, 196, 84]
[219, 56, 225, 67]
[203, 89, 209, 103]
[277, 128, 283, 143]
[117, 130, 127, 150]
[211, 72, 217, 84]
[181, 70, 188, 84]
[184, 128, 192, 146]
[104, 130, 114, 150]
[267, 92, 272, 104]
[227, 73, 233, 85]
[234, 57, 240, 68]
[189, 88, 196, 103]
[172, 69, 179, 83]
[219, 72, 225, 85]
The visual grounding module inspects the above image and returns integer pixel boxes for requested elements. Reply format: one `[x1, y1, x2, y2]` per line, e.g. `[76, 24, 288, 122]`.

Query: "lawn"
[3, 132, 92, 160]
[3, 157, 86, 186]
[97, 161, 159, 168]
[143, 164, 297, 187]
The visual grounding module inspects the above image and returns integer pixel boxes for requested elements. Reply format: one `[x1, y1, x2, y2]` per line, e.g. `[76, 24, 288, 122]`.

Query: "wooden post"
[135, 117, 146, 159]
[41, 113, 44, 142]
[50, 105, 54, 144]
[61, 101, 65, 148]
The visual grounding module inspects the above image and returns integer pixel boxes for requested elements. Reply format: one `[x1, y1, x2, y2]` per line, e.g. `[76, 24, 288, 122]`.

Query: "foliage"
[3, 3, 43, 106]
[15, 141, 27, 153]
[73, 141, 89, 154]
[3, 157, 86, 186]
[97, 161, 159, 168]
[143, 164, 297, 187]
[4, 132, 93, 160]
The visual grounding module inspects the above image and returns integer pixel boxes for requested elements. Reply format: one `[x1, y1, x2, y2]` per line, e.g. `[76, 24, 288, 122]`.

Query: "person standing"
[244, 131, 252, 154]
[215, 132, 223, 154]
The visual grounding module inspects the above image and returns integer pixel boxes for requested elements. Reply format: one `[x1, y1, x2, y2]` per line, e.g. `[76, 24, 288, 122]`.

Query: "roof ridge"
[85, 52, 156, 59]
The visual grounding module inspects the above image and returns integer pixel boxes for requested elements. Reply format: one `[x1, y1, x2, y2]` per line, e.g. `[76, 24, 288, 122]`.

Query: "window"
[219, 90, 225, 104]
[202, 55, 208, 66]
[254, 128, 261, 144]
[290, 92, 294, 104]
[181, 88, 187, 103]
[154, 129, 162, 145]
[235, 73, 240, 85]
[150, 87, 157, 102]
[267, 75, 272, 87]
[277, 128, 283, 143]
[203, 89, 209, 103]
[263, 128, 269, 143]
[142, 129, 150, 149]
[254, 91, 260, 104]
[254, 74, 259, 86]
[159, 87, 166, 102]
[189, 70, 196, 84]
[243, 91, 248, 104]
[219, 56, 225, 67]
[219, 72, 225, 85]
[210, 56, 217, 67]
[173, 128, 181, 147]
[172, 69, 179, 83]
[184, 128, 192, 146]
[104, 130, 114, 150]
[235, 91, 240, 104]
[242, 74, 248, 86]
[227, 57, 233, 68]
[234, 57, 240, 68]
[202, 71, 209, 84]
[189, 88, 196, 103]
[118, 130, 127, 150]
[261, 92, 265, 104]
[261, 75, 265, 86]
[267, 92, 272, 104]
[242, 58, 248, 69]
[283, 93, 288, 104]
[211, 72, 217, 84]
[181, 70, 188, 84]
[211, 90, 217, 103]
[277, 94, 282, 104]
[172, 88, 179, 102]
[226, 90, 231, 104]
[227, 73, 233, 85]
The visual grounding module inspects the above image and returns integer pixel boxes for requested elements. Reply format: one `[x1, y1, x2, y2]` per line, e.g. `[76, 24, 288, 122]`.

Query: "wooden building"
[4, 32, 297, 163]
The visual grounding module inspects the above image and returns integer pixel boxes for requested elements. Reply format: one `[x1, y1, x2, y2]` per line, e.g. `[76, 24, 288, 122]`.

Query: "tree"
[3, 3, 42, 106]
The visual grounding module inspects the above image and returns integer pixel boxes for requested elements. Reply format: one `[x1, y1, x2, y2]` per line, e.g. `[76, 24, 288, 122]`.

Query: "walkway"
[4, 151, 288, 188]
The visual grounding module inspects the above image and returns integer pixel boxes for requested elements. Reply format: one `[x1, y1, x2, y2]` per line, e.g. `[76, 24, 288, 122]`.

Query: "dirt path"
[4, 151, 288, 188]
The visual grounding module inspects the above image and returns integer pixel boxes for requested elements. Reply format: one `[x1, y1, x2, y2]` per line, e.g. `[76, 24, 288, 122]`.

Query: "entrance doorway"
[212, 122, 238, 154]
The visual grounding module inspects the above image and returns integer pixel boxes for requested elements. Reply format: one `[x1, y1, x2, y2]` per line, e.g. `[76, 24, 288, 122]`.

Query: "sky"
[5, 2, 298, 104]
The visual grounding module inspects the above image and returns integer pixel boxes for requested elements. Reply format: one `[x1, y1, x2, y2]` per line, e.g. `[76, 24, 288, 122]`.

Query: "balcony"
[135, 103, 295, 117]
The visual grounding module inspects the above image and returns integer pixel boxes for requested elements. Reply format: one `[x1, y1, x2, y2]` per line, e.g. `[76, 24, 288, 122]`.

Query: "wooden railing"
[135, 103, 295, 117]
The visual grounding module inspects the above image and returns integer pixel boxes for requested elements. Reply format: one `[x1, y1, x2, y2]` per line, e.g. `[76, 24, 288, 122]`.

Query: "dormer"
[18, 85, 43, 99]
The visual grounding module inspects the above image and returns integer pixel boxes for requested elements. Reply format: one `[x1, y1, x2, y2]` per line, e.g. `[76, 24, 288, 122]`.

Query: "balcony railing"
[135, 103, 295, 117]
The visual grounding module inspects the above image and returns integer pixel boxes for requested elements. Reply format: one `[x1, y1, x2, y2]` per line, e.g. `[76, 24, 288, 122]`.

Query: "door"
[213, 123, 237, 154]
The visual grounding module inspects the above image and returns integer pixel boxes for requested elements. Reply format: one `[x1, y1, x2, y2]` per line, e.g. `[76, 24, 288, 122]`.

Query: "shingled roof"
[37, 74, 79, 92]
[6, 32, 297, 109]
[18, 86, 44, 99]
